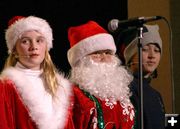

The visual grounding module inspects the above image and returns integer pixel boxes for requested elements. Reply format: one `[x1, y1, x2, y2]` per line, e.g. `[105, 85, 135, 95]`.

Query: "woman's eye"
[37, 37, 45, 43]
[21, 39, 29, 44]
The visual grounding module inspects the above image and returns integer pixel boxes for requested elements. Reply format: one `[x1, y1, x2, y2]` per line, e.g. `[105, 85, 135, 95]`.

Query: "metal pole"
[137, 26, 144, 129]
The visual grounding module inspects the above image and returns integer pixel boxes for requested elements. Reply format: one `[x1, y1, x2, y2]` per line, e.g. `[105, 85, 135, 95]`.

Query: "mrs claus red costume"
[67, 21, 135, 129]
[0, 16, 74, 129]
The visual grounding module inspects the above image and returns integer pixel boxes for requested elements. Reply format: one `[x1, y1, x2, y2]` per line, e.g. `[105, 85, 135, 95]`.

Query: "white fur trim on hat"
[5, 16, 53, 54]
[67, 33, 116, 67]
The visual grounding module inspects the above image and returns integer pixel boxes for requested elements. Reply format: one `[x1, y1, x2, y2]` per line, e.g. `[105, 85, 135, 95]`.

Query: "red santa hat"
[67, 20, 116, 67]
[5, 15, 53, 54]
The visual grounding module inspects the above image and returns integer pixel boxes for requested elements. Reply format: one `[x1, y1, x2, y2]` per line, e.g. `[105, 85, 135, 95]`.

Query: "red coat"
[72, 85, 134, 129]
[0, 68, 74, 129]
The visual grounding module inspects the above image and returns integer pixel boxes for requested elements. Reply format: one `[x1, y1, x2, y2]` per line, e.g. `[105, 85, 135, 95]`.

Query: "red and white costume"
[72, 85, 134, 129]
[0, 63, 74, 129]
[67, 21, 135, 129]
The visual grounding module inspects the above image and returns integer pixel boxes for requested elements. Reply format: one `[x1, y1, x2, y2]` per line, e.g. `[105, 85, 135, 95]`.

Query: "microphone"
[108, 16, 163, 32]
[15, 55, 30, 58]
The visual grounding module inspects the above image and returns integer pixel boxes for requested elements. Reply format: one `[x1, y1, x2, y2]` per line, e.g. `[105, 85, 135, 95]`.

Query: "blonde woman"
[0, 16, 74, 129]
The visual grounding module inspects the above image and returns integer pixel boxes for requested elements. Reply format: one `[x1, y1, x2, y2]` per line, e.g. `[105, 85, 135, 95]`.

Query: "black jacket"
[130, 73, 165, 129]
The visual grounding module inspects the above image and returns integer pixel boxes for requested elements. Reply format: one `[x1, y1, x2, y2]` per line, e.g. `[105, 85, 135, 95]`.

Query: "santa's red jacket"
[72, 85, 135, 129]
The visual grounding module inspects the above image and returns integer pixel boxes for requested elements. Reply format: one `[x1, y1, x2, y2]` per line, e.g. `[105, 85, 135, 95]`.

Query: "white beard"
[70, 55, 133, 107]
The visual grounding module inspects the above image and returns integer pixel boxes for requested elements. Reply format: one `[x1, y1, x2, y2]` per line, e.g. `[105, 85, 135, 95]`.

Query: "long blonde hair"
[4, 50, 59, 96]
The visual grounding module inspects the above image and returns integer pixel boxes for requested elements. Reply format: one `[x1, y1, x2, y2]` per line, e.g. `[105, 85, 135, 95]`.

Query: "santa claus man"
[67, 20, 135, 129]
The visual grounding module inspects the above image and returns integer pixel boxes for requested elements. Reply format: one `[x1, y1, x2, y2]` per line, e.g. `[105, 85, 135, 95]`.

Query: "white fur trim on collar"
[1, 67, 72, 129]
[67, 33, 116, 67]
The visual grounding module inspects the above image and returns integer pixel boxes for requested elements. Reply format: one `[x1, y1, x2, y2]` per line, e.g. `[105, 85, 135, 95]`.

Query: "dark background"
[0, 0, 127, 74]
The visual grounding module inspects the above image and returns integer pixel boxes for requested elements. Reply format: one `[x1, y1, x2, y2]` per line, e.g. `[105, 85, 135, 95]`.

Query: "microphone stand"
[137, 26, 144, 129]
